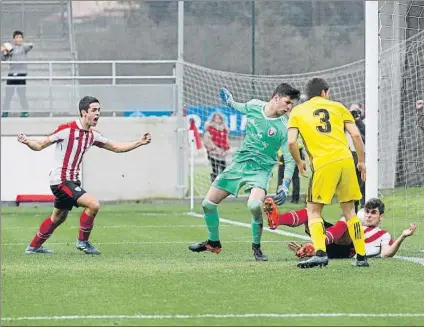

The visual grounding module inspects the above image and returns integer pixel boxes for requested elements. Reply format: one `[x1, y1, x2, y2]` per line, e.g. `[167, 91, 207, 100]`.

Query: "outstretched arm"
[219, 88, 249, 114]
[102, 133, 152, 153]
[380, 223, 416, 258]
[17, 134, 53, 151]
[23, 43, 34, 53]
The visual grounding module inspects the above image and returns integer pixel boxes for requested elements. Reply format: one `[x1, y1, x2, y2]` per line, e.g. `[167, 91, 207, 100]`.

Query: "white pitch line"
[2, 313, 424, 321]
[186, 212, 424, 265]
[187, 212, 310, 240]
[2, 224, 237, 231]
[1, 240, 293, 246]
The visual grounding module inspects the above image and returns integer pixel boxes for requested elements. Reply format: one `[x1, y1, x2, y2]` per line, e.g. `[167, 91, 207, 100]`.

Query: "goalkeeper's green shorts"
[213, 160, 272, 196]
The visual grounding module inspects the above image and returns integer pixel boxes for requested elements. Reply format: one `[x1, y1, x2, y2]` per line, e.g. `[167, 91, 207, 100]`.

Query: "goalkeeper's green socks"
[248, 199, 263, 245]
[202, 199, 220, 241]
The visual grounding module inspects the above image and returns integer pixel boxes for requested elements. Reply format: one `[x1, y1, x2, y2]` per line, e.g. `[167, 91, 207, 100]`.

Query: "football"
[2, 42, 13, 56]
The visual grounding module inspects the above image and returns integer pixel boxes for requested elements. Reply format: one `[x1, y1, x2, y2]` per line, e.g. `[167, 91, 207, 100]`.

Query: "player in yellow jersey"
[287, 77, 368, 268]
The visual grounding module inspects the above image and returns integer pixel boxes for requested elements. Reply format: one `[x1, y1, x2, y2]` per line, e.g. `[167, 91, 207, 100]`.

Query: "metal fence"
[0, 60, 177, 115]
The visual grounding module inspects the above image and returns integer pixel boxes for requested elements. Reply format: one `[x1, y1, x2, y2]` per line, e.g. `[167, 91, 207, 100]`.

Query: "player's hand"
[140, 133, 151, 145]
[288, 242, 315, 258]
[219, 88, 234, 108]
[274, 178, 290, 205]
[402, 223, 416, 237]
[416, 100, 423, 110]
[17, 133, 28, 144]
[297, 161, 307, 177]
[357, 161, 366, 181]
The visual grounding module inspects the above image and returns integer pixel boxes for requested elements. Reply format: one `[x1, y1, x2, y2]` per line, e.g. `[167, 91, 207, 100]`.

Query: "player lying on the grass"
[264, 197, 416, 259]
[189, 84, 301, 261]
[18, 96, 152, 255]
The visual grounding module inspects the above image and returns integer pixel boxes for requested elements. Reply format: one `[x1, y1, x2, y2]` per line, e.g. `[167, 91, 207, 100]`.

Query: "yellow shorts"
[307, 158, 362, 204]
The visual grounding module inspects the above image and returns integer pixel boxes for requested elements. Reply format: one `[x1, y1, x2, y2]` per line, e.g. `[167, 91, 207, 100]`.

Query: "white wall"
[1, 117, 186, 201]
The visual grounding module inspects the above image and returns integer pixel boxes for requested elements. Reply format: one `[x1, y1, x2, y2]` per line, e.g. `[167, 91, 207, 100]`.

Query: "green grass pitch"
[1, 199, 423, 326]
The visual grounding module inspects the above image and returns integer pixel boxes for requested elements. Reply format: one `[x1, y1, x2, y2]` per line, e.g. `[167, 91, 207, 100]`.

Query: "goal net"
[183, 60, 364, 197]
[378, 1, 424, 255]
[183, 0, 423, 255]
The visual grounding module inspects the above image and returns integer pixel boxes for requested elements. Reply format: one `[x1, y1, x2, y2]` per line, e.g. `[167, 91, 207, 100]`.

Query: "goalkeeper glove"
[288, 242, 315, 258]
[274, 178, 291, 205]
[219, 87, 234, 108]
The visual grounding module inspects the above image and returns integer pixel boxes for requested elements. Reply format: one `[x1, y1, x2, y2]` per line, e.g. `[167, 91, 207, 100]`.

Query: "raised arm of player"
[219, 88, 249, 114]
[380, 223, 416, 258]
[17, 134, 53, 151]
[345, 122, 366, 181]
[102, 133, 152, 153]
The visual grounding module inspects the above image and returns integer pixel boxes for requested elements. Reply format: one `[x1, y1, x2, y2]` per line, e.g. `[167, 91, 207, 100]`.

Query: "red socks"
[325, 220, 348, 245]
[277, 208, 348, 245]
[29, 216, 58, 248]
[78, 211, 95, 241]
[277, 208, 308, 227]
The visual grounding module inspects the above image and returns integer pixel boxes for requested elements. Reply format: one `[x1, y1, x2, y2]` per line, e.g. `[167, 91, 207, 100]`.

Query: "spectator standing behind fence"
[1, 31, 33, 118]
[203, 112, 230, 183]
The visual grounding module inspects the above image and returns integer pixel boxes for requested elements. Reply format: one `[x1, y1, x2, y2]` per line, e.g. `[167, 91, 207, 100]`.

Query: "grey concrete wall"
[1, 117, 187, 201]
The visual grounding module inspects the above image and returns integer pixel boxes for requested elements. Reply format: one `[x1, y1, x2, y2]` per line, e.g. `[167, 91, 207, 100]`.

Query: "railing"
[1, 60, 177, 84]
[1, 60, 178, 115]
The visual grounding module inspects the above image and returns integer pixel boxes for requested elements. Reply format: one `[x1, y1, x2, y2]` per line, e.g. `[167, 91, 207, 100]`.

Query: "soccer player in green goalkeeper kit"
[189, 84, 301, 261]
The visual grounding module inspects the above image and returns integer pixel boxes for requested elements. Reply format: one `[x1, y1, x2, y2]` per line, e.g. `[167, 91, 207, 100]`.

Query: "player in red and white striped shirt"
[18, 96, 152, 255]
[264, 198, 416, 259]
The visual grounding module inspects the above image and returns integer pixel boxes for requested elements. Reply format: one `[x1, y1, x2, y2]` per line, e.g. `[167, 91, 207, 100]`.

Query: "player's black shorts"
[305, 220, 355, 259]
[50, 181, 86, 211]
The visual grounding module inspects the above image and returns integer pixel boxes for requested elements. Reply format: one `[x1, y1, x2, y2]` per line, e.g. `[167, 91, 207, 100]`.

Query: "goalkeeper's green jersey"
[231, 99, 295, 178]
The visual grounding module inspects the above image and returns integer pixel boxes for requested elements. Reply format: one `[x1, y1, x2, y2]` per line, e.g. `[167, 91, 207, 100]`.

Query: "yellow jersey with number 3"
[288, 96, 354, 171]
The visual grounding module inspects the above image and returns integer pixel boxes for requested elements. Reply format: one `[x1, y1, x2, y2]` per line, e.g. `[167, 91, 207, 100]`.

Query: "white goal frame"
[365, 0, 379, 200]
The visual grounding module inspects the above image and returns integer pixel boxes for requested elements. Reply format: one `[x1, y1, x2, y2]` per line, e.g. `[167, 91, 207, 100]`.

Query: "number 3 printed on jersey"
[314, 109, 332, 133]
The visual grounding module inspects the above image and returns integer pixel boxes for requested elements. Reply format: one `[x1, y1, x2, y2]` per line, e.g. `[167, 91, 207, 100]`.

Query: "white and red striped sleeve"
[48, 123, 71, 143]
[92, 130, 109, 148]
[381, 231, 393, 246]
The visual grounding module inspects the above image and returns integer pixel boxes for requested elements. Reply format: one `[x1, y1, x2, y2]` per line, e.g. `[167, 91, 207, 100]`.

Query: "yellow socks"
[346, 216, 366, 256]
[308, 217, 327, 253]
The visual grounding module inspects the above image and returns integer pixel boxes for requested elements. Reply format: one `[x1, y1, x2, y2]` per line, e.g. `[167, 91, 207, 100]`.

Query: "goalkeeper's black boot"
[297, 250, 328, 268]
[351, 254, 369, 267]
[252, 243, 268, 261]
[189, 240, 222, 254]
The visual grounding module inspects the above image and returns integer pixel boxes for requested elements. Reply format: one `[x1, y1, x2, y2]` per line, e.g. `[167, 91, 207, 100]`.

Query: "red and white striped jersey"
[364, 226, 394, 257]
[48, 119, 109, 185]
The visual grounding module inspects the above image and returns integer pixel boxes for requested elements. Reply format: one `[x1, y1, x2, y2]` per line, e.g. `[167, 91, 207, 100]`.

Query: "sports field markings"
[187, 212, 424, 266]
[1, 240, 294, 246]
[2, 312, 424, 322]
[1, 224, 236, 231]
[187, 212, 310, 240]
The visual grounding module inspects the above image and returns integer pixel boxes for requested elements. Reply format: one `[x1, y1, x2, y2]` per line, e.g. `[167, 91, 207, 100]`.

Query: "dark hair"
[272, 83, 301, 100]
[13, 31, 23, 38]
[365, 198, 385, 214]
[79, 96, 100, 117]
[305, 78, 330, 99]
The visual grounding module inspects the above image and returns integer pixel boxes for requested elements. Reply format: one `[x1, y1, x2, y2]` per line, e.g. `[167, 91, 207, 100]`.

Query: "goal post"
[365, 0, 379, 200]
